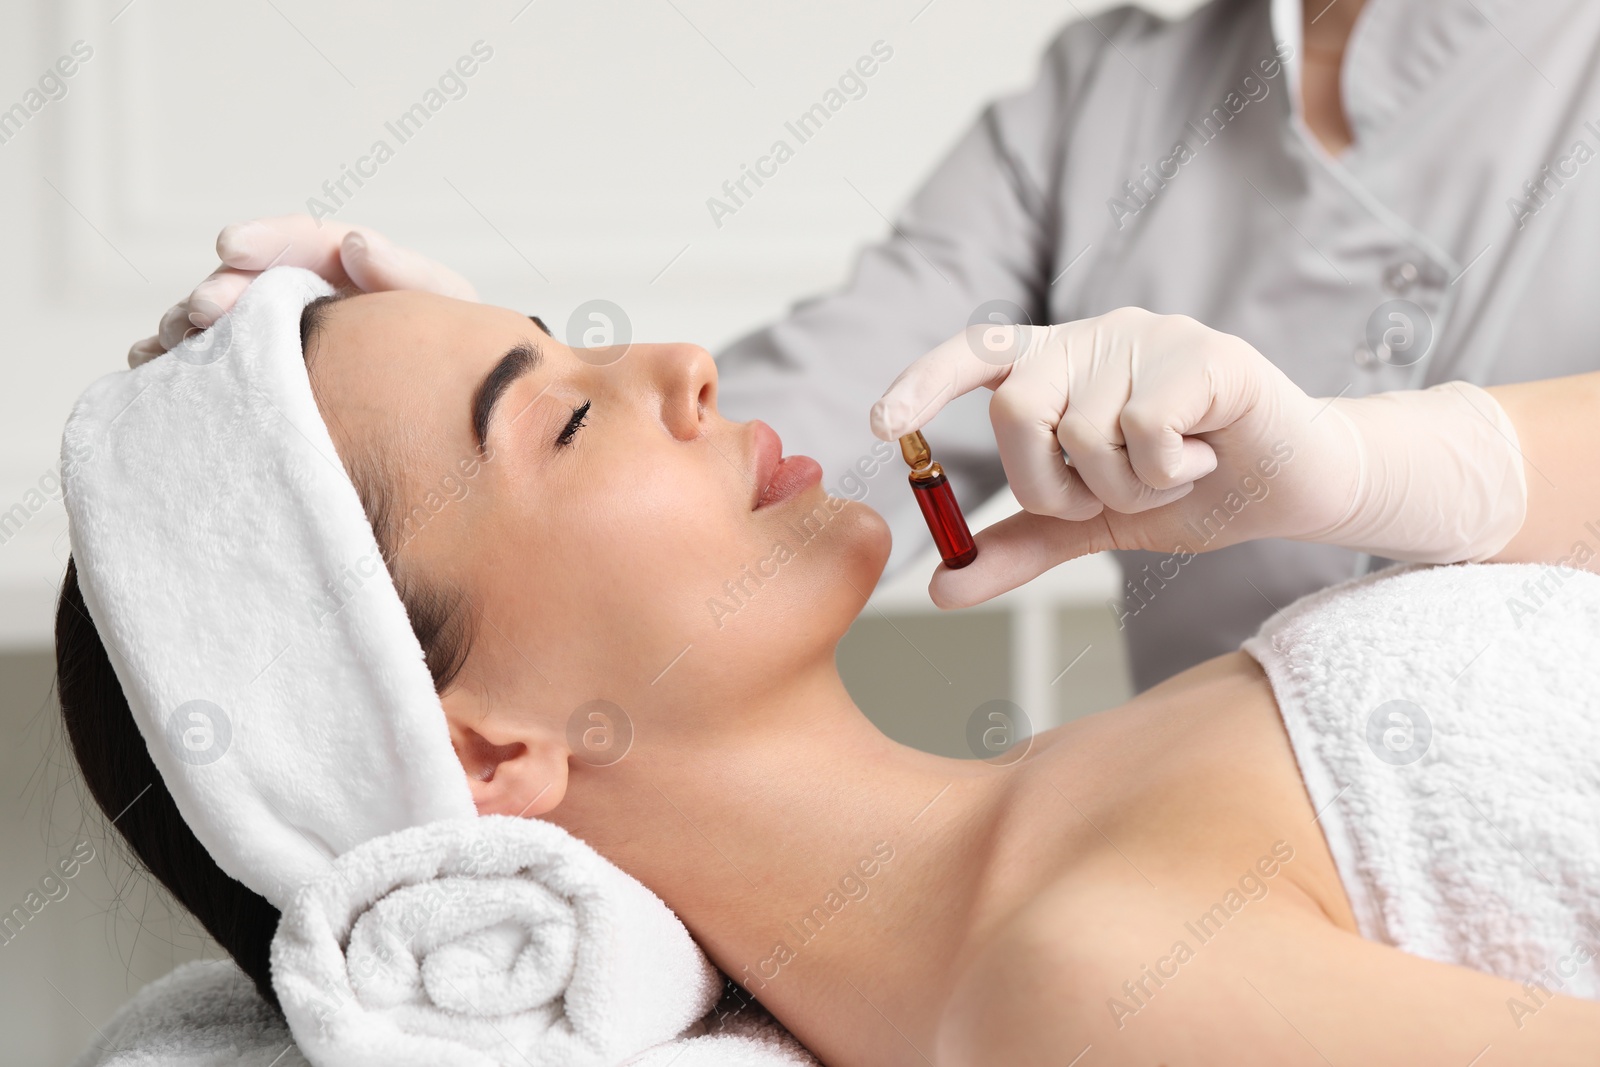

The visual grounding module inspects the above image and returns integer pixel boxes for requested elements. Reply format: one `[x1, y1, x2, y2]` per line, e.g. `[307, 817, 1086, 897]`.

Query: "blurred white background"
[0, 1, 1200, 1062]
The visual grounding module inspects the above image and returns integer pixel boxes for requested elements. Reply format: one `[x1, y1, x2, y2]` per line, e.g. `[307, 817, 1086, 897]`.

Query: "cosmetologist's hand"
[870, 308, 1525, 608]
[127, 215, 477, 367]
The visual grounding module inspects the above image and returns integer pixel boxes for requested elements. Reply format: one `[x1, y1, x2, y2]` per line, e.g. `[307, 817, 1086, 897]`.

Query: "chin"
[832, 497, 892, 589]
[787, 494, 892, 642]
[704, 495, 891, 667]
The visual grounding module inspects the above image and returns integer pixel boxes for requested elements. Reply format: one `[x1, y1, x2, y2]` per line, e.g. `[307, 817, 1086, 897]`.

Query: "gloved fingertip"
[158, 303, 195, 350]
[127, 336, 163, 368]
[216, 221, 270, 263]
[188, 297, 222, 327]
[927, 575, 962, 610]
[341, 229, 397, 292]
[345, 226, 394, 261]
[867, 403, 891, 441]
[869, 396, 913, 441]
[928, 571, 991, 611]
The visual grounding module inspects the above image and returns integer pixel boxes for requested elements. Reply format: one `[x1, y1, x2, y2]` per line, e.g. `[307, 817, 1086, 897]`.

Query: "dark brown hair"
[54, 292, 475, 1011]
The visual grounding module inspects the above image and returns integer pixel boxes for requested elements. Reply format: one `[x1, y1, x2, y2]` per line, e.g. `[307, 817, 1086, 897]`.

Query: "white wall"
[0, 2, 1201, 1062]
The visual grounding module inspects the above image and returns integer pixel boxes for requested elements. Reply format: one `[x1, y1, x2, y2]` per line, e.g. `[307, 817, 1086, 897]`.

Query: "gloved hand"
[869, 308, 1527, 608]
[127, 215, 478, 367]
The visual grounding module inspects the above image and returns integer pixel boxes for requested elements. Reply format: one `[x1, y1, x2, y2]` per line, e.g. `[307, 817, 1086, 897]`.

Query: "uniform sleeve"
[714, 17, 1123, 570]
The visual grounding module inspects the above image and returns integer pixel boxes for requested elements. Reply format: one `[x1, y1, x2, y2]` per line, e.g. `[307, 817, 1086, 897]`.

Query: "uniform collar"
[1269, 0, 1517, 145]
[1268, 0, 1303, 118]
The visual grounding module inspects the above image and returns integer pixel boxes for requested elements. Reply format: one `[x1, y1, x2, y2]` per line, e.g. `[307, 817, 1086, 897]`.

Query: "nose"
[648, 343, 718, 441]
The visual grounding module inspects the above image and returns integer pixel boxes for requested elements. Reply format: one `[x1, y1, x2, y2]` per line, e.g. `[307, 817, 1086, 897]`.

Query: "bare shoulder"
[936, 873, 1600, 1066]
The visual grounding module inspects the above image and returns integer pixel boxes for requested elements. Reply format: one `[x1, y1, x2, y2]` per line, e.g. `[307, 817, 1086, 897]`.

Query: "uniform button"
[1353, 342, 1376, 367]
[1382, 261, 1420, 295]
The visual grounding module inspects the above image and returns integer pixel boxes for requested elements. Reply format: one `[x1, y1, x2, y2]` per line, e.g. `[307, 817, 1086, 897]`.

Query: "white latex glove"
[128, 215, 478, 367]
[869, 308, 1527, 608]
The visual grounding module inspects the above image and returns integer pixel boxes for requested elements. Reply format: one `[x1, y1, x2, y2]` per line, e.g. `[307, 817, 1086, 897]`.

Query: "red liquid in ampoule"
[911, 470, 977, 569]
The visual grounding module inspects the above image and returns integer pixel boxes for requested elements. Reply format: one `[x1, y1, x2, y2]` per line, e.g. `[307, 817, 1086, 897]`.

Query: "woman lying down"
[58, 264, 1600, 1067]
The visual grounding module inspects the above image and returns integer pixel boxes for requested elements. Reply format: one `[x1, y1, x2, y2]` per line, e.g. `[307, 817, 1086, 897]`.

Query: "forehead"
[309, 289, 535, 383]
[304, 289, 544, 465]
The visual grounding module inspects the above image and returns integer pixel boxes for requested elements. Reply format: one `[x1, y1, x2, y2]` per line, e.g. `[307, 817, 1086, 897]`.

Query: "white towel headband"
[61, 266, 477, 911]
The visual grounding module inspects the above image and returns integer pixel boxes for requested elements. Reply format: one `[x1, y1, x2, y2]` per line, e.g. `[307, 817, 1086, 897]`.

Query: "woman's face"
[305, 290, 891, 813]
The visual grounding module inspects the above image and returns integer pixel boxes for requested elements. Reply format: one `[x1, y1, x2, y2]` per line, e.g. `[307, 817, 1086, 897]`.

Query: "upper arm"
[1489, 371, 1600, 572]
[938, 898, 1600, 1066]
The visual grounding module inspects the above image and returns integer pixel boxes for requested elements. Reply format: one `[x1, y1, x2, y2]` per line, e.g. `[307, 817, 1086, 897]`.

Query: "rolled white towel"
[271, 814, 723, 1067]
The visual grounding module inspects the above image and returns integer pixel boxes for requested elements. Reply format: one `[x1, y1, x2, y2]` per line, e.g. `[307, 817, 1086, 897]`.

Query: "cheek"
[579, 474, 738, 602]
[506, 455, 748, 653]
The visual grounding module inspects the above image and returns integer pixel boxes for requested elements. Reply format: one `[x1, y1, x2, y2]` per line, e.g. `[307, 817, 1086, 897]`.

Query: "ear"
[441, 688, 569, 818]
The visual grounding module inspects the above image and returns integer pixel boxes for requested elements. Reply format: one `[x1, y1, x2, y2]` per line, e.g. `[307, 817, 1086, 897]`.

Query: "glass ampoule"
[899, 430, 978, 569]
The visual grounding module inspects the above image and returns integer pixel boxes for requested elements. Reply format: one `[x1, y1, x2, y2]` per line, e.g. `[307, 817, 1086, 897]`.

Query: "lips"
[750, 420, 823, 509]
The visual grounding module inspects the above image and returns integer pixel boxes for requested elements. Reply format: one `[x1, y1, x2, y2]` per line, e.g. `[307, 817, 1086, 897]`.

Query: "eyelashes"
[556, 400, 591, 447]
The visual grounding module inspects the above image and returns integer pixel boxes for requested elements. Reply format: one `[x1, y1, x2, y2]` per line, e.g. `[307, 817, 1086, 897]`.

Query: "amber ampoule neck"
[899, 430, 945, 483]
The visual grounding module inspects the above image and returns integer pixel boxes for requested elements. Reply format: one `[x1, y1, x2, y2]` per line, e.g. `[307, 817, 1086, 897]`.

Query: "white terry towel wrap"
[1243, 561, 1600, 1001]
[61, 266, 477, 912]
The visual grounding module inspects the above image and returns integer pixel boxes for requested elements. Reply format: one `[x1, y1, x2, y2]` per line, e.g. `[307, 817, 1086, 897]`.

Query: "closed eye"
[557, 400, 591, 447]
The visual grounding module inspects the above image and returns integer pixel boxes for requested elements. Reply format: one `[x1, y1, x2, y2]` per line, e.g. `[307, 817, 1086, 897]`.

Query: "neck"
[1301, 0, 1367, 57]
[1297, 0, 1369, 155]
[552, 659, 1027, 1065]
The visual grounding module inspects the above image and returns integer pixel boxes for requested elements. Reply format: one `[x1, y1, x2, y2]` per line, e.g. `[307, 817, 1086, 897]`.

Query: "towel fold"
[271, 814, 727, 1067]
[1243, 561, 1600, 998]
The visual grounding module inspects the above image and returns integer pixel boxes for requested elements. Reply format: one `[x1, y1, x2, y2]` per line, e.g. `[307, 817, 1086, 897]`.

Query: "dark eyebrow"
[472, 338, 543, 451]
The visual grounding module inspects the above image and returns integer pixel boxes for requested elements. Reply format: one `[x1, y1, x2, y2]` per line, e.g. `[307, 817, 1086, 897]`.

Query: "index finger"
[216, 214, 356, 276]
[869, 324, 1047, 441]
